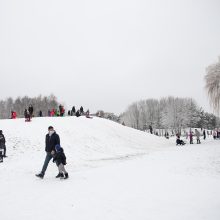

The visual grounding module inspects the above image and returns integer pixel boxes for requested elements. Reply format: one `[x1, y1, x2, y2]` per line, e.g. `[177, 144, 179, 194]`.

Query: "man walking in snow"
[36, 126, 60, 179]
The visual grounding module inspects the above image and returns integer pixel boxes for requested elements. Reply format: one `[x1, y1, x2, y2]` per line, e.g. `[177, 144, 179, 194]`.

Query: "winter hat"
[48, 126, 54, 130]
[55, 144, 61, 152]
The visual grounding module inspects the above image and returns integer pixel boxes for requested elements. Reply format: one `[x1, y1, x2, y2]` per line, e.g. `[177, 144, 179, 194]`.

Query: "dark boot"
[64, 173, 69, 179]
[56, 173, 64, 178]
[36, 173, 44, 179]
[0, 151, 3, 162]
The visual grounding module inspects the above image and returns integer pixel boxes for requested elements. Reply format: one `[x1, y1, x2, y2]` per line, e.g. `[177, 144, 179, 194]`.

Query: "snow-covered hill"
[0, 116, 219, 220]
[0, 116, 170, 169]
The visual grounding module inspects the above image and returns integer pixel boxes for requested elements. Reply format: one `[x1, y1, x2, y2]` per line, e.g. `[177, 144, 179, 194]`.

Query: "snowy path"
[0, 118, 220, 220]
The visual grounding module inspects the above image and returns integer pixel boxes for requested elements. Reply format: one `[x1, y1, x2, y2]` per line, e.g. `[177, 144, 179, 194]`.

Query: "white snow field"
[0, 116, 220, 220]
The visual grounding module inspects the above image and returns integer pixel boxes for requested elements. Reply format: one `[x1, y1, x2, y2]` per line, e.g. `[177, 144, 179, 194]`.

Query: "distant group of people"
[175, 128, 220, 146]
[212, 129, 220, 139]
[9, 104, 95, 120]
[67, 106, 92, 118]
[188, 129, 201, 144]
[176, 129, 203, 146]
[48, 105, 65, 117]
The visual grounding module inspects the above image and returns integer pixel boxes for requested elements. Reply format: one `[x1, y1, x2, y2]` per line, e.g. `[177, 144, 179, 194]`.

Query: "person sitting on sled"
[176, 135, 185, 145]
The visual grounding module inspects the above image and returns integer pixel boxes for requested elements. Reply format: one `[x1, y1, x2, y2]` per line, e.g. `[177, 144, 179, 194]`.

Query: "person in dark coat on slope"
[36, 126, 60, 179]
[0, 130, 6, 159]
[52, 144, 68, 179]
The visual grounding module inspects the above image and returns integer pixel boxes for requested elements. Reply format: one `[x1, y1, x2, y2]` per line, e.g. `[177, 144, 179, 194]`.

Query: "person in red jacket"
[11, 111, 17, 119]
[50, 109, 55, 117]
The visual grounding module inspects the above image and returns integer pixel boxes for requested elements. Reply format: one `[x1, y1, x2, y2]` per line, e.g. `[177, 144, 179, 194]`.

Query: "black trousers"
[0, 145, 6, 157]
[0, 149, 3, 162]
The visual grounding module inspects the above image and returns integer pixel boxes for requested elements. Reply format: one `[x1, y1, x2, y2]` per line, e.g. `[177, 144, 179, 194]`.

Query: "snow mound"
[1, 116, 169, 169]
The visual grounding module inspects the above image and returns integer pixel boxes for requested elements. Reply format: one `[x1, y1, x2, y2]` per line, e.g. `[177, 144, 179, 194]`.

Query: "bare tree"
[205, 56, 220, 115]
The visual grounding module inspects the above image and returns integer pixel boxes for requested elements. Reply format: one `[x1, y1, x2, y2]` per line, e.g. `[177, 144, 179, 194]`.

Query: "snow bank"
[0, 116, 170, 169]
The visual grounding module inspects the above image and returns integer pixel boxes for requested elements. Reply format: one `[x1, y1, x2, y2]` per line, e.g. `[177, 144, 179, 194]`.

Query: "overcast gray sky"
[0, 0, 220, 114]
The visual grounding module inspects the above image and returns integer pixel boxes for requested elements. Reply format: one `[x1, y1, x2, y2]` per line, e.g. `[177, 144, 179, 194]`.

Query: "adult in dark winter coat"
[149, 125, 153, 134]
[36, 126, 60, 179]
[28, 105, 34, 117]
[68, 110, 71, 116]
[203, 130, 206, 140]
[80, 106, 84, 115]
[189, 131, 193, 144]
[59, 105, 62, 115]
[39, 110, 43, 117]
[0, 130, 6, 157]
[71, 106, 76, 116]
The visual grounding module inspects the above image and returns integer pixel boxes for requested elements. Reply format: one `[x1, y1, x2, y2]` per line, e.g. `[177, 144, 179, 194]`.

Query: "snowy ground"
[0, 117, 220, 220]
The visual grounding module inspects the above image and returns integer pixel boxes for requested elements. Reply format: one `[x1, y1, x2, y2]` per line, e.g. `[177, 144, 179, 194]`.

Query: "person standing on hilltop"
[36, 126, 60, 179]
[24, 109, 31, 122]
[80, 106, 84, 115]
[28, 105, 34, 118]
[11, 111, 17, 119]
[39, 110, 43, 117]
[71, 106, 76, 116]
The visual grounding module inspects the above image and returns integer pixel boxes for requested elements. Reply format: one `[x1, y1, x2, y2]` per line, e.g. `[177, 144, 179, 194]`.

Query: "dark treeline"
[0, 94, 59, 119]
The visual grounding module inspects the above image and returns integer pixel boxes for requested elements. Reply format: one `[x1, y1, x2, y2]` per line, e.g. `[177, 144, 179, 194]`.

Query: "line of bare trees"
[0, 94, 59, 119]
[120, 97, 218, 132]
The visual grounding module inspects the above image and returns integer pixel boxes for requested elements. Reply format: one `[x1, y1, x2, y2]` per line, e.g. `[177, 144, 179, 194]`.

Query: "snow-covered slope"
[0, 117, 219, 220]
[0, 116, 169, 169]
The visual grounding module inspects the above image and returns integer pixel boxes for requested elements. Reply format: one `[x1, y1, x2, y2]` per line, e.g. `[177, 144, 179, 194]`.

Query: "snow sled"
[25, 117, 31, 122]
[86, 116, 93, 119]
